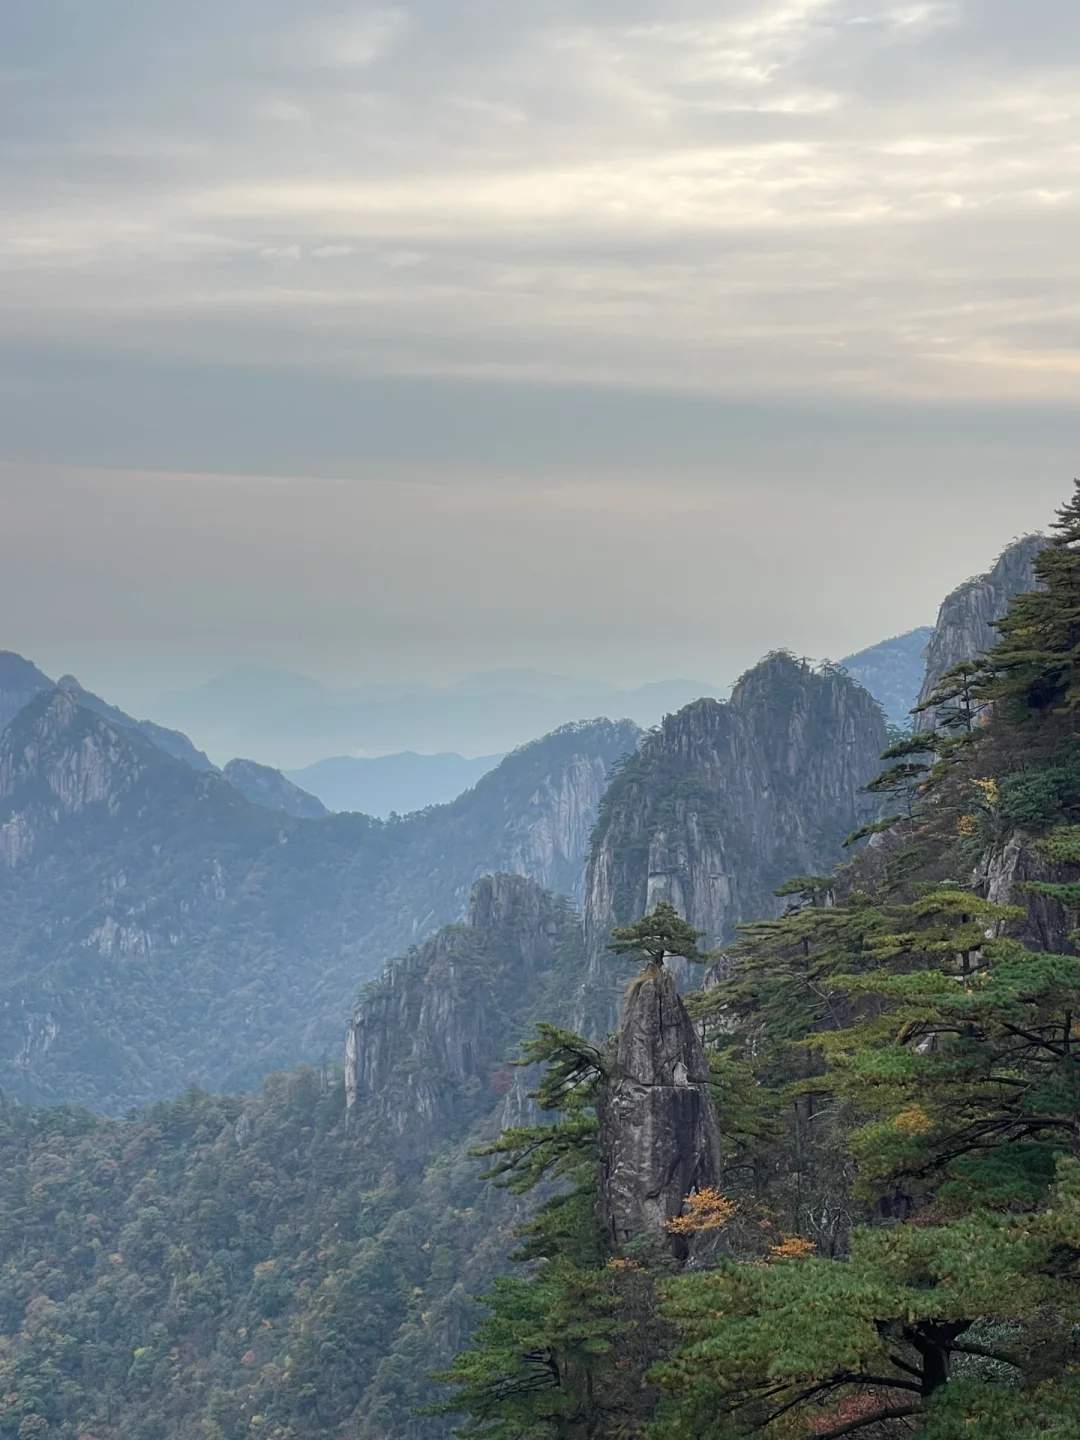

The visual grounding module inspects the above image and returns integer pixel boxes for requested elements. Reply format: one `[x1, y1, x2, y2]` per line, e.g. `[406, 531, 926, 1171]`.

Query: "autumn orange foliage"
[767, 1234, 815, 1261]
[893, 1105, 933, 1136]
[666, 1187, 737, 1235]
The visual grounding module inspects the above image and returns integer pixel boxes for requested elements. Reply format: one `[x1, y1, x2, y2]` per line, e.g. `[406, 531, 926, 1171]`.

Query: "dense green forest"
[440, 486, 1080, 1437]
[0, 881, 592, 1440]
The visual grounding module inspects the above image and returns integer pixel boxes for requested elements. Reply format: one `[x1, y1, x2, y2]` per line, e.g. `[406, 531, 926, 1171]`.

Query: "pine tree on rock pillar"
[598, 928, 722, 1261]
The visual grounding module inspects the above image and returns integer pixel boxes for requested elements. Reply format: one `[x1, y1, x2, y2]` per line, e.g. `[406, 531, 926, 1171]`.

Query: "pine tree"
[990, 488, 1078, 713]
[608, 902, 706, 969]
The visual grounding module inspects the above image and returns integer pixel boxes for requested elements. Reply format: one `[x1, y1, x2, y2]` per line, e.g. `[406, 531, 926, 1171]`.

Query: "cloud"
[2, 0, 1079, 407]
[293, 7, 411, 68]
[0, 0, 1077, 688]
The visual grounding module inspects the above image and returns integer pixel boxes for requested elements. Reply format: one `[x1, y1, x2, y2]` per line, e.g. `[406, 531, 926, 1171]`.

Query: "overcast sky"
[2, 0, 1077, 706]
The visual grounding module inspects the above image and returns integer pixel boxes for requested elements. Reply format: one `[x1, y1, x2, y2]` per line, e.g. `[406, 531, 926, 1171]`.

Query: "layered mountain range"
[0, 699, 637, 1109]
[0, 528, 1055, 1440]
[0, 536, 1043, 1114]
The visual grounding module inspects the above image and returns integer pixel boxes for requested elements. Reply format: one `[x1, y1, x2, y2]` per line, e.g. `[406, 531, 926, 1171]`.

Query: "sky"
[1, 0, 1077, 708]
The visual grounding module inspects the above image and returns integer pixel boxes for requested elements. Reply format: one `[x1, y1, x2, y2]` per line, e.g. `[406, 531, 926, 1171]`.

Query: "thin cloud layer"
[0, 1, 1076, 697]
[4, 0, 1080, 398]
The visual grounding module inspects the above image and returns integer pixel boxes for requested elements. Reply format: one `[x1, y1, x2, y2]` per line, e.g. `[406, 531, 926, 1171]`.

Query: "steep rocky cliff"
[0, 695, 636, 1110]
[223, 756, 329, 818]
[0, 650, 215, 771]
[976, 831, 1076, 955]
[584, 654, 887, 976]
[55, 672, 217, 771]
[345, 874, 577, 1147]
[914, 535, 1045, 730]
[597, 965, 721, 1256]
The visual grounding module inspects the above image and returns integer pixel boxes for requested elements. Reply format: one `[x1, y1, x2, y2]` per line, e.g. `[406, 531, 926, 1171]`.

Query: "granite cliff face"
[223, 756, 329, 818]
[0, 651, 214, 772]
[597, 965, 721, 1256]
[345, 874, 576, 1145]
[914, 535, 1044, 730]
[584, 654, 887, 974]
[55, 673, 216, 771]
[498, 743, 618, 903]
[976, 832, 1075, 956]
[0, 696, 635, 1110]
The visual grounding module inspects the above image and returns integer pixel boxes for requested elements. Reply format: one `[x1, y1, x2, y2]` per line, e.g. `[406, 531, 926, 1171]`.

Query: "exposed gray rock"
[56, 673, 216, 771]
[978, 830, 1077, 955]
[501, 750, 615, 905]
[914, 535, 1045, 731]
[223, 757, 328, 818]
[344, 874, 575, 1148]
[584, 654, 887, 988]
[598, 965, 721, 1256]
[0, 688, 144, 837]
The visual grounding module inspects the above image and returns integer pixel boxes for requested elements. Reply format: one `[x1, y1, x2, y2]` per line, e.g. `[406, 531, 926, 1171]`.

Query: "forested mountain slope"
[0, 696, 638, 1110]
[0, 652, 52, 733]
[0, 876, 587, 1440]
[437, 484, 1080, 1440]
[0, 503, 1069, 1440]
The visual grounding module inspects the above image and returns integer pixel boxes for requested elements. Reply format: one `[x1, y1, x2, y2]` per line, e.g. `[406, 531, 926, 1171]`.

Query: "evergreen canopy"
[608, 901, 707, 969]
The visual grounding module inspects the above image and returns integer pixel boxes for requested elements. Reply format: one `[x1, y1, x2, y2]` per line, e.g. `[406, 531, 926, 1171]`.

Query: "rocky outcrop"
[0, 688, 146, 840]
[223, 757, 328, 818]
[977, 830, 1078, 955]
[0, 652, 214, 774]
[914, 536, 1045, 731]
[56, 674, 216, 772]
[584, 654, 886, 969]
[344, 874, 577, 1147]
[840, 627, 933, 728]
[598, 965, 721, 1255]
[501, 748, 617, 903]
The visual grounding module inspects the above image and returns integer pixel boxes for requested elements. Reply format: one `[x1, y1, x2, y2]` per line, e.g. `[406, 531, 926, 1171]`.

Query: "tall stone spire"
[598, 965, 722, 1258]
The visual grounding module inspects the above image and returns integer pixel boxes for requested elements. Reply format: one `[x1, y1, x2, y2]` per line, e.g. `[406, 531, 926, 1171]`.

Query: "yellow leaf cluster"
[956, 813, 977, 837]
[606, 1257, 640, 1271]
[768, 1235, 815, 1261]
[972, 777, 1000, 810]
[666, 1187, 737, 1235]
[894, 1105, 933, 1136]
